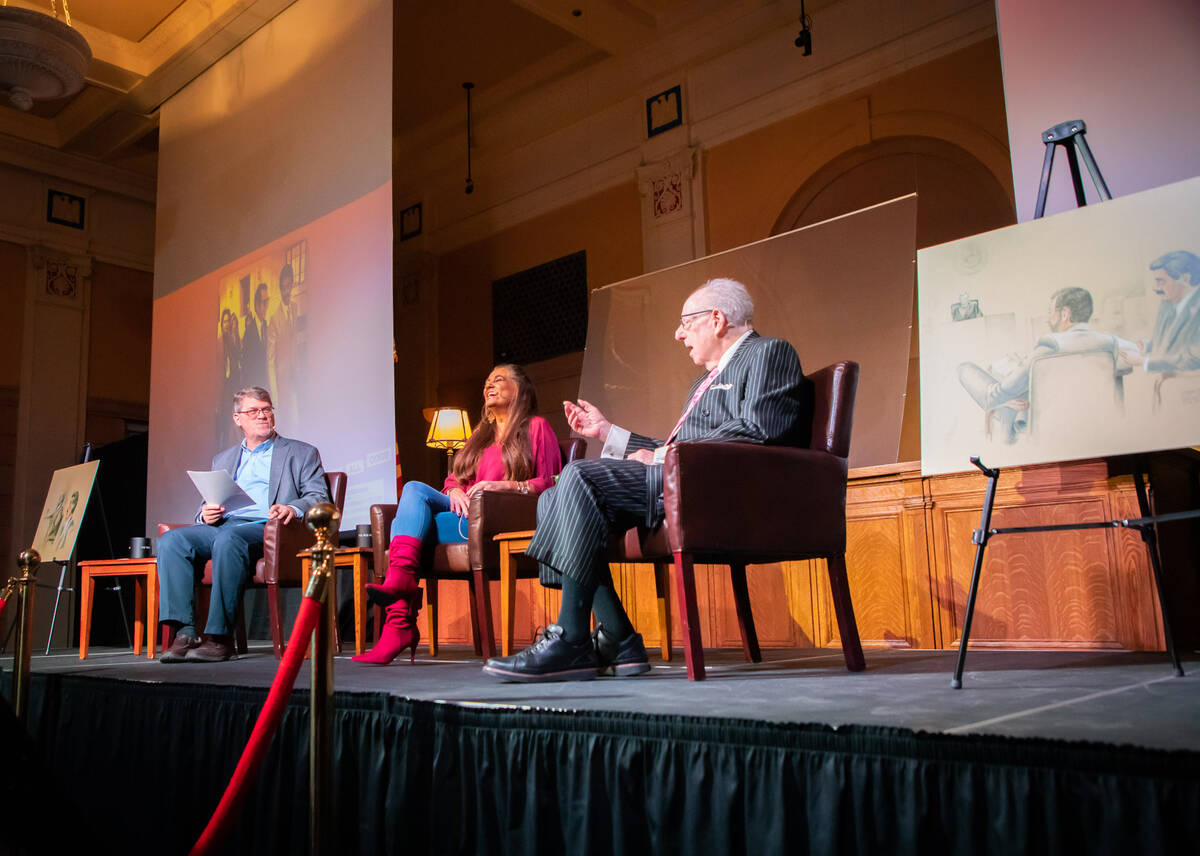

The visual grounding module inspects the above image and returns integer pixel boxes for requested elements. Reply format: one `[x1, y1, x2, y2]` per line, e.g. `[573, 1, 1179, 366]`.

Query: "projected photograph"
[918, 177, 1200, 476]
[214, 244, 307, 446]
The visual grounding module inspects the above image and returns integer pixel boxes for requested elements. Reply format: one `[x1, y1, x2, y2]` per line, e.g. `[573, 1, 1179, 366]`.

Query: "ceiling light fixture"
[794, 0, 812, 56]
[462, 81, 475, 195]
[0, 1, 91, 111]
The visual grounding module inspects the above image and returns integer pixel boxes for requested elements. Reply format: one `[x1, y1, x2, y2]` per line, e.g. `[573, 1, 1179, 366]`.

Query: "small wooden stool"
[493, 529, 537, 656]
[299, 546, 374, 655]
[77, 558, 158, 659]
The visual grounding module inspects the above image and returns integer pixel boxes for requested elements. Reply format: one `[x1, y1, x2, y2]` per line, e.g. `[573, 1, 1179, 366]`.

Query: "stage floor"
[22, 644, 1200, 752]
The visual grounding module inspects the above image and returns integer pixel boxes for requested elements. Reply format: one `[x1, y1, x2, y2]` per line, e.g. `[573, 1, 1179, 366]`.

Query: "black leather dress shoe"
[593, 625, 651, 677]
[185, 637, 236, 662]
[482, 625, 598, 682]
[159, 632, 200, 663]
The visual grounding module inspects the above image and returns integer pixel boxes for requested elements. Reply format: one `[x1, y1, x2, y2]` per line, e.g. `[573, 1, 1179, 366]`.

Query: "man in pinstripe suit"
[483, 278, 807, 682]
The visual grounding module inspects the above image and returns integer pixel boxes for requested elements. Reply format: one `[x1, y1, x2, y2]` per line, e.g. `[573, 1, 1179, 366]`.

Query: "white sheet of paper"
[187, 470, 255, 511]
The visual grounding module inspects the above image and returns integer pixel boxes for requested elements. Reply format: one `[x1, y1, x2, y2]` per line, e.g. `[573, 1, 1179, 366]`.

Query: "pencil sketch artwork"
[29, 461, 100, 562]
[918, 177, 1200, 476]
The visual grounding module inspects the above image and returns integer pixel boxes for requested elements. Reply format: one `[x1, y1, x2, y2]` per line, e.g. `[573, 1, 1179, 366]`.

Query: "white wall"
[997, 0, 1200, 221]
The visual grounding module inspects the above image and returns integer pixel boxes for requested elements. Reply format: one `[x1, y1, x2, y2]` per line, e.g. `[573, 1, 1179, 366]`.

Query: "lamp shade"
[425, 408, 472, 451]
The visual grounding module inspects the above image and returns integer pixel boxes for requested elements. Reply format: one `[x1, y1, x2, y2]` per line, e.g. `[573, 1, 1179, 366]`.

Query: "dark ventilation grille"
[492, 250, 587, 365]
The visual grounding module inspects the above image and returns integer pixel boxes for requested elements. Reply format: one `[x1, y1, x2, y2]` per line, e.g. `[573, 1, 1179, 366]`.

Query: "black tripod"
[1033, 119, 1111, 217]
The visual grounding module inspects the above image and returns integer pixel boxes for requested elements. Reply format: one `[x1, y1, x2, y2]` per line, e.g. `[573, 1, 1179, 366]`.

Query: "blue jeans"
[391, 480, 469, 545]
[157, 520, 266, 635]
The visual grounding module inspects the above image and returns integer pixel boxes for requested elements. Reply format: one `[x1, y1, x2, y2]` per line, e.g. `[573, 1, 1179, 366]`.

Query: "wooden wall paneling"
[835, 463, 935, 649]
[423, 459, 1166, 655]
[713, 561, 801, 650]
[929, 461, 1133, 650]
[1106, 483, 1166, 651]
[612, 562, 668, 651]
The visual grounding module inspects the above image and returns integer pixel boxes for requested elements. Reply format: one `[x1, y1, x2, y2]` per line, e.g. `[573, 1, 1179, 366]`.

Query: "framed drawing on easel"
[30, 460, 100, 563]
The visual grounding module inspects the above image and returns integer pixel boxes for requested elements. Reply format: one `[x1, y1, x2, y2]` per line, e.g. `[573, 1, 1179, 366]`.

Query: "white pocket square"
[710, 383, 733, 390]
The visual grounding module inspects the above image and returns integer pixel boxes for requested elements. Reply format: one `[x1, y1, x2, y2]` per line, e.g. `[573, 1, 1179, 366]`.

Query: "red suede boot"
[365, 534, 422, 606]
[351, 588, 423, 665]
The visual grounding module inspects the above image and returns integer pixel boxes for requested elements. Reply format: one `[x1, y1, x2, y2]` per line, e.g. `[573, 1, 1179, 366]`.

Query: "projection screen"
[149, 0, 393, 531]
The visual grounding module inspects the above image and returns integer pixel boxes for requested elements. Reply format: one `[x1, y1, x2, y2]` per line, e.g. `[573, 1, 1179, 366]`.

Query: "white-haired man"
[484, 278, 807, 682]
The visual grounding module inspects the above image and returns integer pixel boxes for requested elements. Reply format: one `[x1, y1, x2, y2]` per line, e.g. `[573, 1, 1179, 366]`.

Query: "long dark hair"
[451, 364, 538, 484]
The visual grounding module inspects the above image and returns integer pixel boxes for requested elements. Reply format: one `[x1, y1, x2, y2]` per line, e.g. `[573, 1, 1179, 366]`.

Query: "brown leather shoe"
[185, 636, 237, 662]
[160, 632, 200, 663]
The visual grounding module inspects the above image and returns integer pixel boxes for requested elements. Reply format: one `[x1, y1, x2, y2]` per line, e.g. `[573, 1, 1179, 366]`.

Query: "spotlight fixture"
[462, 81, 475, 195]
[794, 0, 812, 56]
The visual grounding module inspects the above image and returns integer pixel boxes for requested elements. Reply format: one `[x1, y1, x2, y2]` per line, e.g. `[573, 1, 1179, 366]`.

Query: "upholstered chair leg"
[672, 551, 706, 681]
[267, 582, 284, 659]
[728, 563, 761, 663]
[425, 579, 439, 657]
[653, 563, 672, 662]
[472, 569, 496, 659]
[234, 600, 249, 654]
[468, 580, 482, 656]
[826, 554, 865, 672]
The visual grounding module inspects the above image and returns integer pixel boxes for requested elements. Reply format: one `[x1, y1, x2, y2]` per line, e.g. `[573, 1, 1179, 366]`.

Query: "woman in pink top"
[353, 364, 563, 664]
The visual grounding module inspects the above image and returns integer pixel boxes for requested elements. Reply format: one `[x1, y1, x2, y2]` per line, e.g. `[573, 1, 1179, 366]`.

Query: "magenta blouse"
[443, 416, 563, 495]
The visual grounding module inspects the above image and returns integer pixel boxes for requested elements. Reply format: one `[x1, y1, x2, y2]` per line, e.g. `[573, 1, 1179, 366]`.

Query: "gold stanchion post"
[12, 549, 41, 722]
[304, 503, 339, 856]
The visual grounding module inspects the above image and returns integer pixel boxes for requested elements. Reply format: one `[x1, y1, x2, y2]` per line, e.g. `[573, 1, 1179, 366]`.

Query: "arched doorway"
[773, 136, 1016, 461]
[773, 135, 1015, 245]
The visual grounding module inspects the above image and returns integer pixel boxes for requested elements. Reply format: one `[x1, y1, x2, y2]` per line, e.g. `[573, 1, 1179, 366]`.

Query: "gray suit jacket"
[627, 332, 807, 524]
[1147, 291, 1200, 372]
[200, 433, 329, 521]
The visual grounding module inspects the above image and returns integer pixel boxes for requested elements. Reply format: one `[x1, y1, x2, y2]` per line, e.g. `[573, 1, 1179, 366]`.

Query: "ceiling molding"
[0, 132, 156, 201]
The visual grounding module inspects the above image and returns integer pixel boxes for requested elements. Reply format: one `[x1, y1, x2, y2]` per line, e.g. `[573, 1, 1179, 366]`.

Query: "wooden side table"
[77, 558, 158, 659]
[299, 546, 374, 655]
[493, 529, 536, 656]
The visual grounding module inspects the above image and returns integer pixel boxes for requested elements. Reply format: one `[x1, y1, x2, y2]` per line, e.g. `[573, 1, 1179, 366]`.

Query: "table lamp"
[425, 407, 472, 478]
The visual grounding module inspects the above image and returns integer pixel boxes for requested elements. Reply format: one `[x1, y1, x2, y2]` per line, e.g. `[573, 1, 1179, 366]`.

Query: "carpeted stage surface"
[20, 644, 1200, 750]
[3, 645, 1199, 854]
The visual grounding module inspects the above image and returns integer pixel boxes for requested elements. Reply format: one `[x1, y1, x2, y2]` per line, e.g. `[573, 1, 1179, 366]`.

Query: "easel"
[43, 443, 133, 653]
[1033, 119, 1111, 217]
[953, 121, 1196, 687]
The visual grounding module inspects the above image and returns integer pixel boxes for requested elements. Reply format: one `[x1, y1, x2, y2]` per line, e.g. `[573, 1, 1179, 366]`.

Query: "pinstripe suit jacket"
[529, 332, 807, 587]
[628, 332, 807, 525]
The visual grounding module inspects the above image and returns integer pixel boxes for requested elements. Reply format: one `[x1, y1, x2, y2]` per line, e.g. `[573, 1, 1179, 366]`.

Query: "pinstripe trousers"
[528, 457, 654, 589]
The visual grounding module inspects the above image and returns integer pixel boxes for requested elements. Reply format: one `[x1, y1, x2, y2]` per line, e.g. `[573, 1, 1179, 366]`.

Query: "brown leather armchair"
[158, 470, 347, 658]
[370, 440, 585, 658]
[612, 361, 866, 681]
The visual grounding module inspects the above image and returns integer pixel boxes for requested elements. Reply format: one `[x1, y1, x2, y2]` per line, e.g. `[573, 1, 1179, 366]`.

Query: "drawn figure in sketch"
[950, 291, 982, 321]
[43, 492, 66, 542]
[267, 263, 297, 425]
[957, 287, 1133, 443]
[55, 491, 80, 554]
[1140, 251, 1200, 373]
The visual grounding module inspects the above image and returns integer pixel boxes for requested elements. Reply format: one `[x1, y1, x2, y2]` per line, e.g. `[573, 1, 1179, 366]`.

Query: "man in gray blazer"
[484, 278, 806, 682]
[1144, 250, 1200, 373]
[158, 386, 329, 662]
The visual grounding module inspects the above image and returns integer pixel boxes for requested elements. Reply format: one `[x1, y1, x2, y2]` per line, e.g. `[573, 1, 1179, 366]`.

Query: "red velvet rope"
[189, 595, 324, 856]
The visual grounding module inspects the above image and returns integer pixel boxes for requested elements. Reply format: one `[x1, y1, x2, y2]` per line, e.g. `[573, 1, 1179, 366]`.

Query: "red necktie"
[667, 367, 720, 443]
